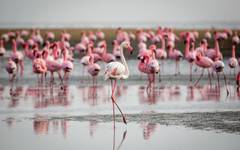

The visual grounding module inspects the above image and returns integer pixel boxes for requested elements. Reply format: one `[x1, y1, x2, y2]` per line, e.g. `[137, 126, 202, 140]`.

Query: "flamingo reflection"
[140, 122, 158, 140]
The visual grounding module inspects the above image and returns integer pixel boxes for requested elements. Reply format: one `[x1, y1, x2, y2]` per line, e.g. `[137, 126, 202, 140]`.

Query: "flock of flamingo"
[0, 27, 240, 125]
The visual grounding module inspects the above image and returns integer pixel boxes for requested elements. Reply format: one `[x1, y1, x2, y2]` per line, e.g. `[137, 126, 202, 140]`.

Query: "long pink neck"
[185, 42, 190, 57]
[63, 50, 68, 61]
[12, 42, 17, 52]
[161, 36, 165, 49]
[87, 46, 93, 55]
[215, 39, 220, 55]
[0, 40, 3, 48]
[232, 45, 236, 58]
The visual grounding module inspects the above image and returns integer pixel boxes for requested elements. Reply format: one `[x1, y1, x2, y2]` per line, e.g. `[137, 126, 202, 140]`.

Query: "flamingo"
[104, 41, 133, 126]
[155, 35, 167, 80]
[0, 39, 6, 56]
[205, 33, 223, 61]
[167, 42, 183, 75]
[100, 41, 116, 63]
[212, 60, 229, 96]
[42, 49, 63, 83]
[10, 39, 24, 78]
[32, 52, 47, 83]
[112, 40, 121, 59]
[87, 54, 101, 86]
[194, 52, 213, 86]
[5, 58, 17, 82]
[228, 44, 238, 75]
[184, 34, 196, 81]
[62, 47, 74, 81]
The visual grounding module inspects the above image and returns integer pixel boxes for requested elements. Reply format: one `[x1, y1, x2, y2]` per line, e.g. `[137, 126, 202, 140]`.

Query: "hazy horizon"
[0, 0, 240, 28]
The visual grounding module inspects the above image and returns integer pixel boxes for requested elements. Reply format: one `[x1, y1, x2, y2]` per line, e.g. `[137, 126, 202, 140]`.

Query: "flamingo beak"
[128, 46, 133, 55]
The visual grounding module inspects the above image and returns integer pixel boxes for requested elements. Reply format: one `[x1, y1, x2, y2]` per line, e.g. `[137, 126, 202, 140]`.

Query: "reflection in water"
[33, 116, 68, 138]
[140, 122, 158, 140]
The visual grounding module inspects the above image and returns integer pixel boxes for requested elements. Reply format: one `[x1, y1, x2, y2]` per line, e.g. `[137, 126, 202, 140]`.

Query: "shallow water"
[0, 57, 240, 150]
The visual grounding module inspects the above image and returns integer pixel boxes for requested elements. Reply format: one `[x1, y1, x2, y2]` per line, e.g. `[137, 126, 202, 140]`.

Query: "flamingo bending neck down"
[10, 39, 24, 78]
[5, 58, 17, 82]
[104, 41, 133, 127]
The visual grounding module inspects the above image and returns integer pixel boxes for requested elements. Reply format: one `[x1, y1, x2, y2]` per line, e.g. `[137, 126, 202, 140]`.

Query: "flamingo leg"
[175, 61, 177, 76]
[207, 69, 212, 86]
[217, 72, 220, 87]
[194, 68, 204, 86]
[222, 71, 230, 96]
[111, 79, 127, 125]
[190, 63, 192, 81]
[19, 60, 24, 78]
[111, 79, 116, 128]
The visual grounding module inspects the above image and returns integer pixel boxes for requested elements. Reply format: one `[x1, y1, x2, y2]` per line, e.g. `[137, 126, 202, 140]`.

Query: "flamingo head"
[121, 41, 133, 54]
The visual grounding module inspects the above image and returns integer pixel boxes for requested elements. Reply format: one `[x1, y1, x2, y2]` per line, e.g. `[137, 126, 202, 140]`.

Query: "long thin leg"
[190, 63, 192, 81]
[111, 79, 116, 128]
[217, 72, 220, 87]
[111, 79, 127, 124]
[207, 69, 212, 86]
[194, 68, 204, 86]
[177, 61, 180, 75]
[222, 71, 230, 96]
[175, 61, 177, 76]
[19, 60, 24, 78]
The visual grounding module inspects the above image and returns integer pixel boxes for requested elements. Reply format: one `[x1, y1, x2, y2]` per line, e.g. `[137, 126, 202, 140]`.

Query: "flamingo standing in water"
[155, 34, 167, 81]
[228, 44, 238, 75]
[167, 42, 183, 75]
[184, 34, 196, 81]
[5, 58, 17, 82]
[87, 55, 101, 86]
[194, 51, 213, 86]
[32, 52, 48, 83]
[86, 44, 101, 85]
[62, 47, 74, 81]
[104, 41, 133, 127]
[10, 39, 24, 78]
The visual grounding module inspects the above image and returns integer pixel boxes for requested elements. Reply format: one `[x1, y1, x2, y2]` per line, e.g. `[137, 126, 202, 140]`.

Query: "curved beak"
[128, 46, 133, 55]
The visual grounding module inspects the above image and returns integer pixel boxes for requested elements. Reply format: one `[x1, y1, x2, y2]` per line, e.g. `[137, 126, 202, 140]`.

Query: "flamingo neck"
[185, 42, 190, 57]
[120, 45, 129, 79]
[63, 51, 67, 61]
[87, 47, 93, 56]
[215, 40, 220, 55]
[232, 45, 236, 58]
[12, 43, 17, 52]
[161, 37, 165, 49]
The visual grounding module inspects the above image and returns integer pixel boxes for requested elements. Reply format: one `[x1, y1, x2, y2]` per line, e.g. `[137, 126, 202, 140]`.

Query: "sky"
[0, 0, 240, 28]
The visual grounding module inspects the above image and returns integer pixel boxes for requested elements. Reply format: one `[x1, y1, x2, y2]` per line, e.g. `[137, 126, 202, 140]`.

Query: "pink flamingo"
[10, 39, 24, 77]
[194, 52, 213, 86]
[228, 44, 238, 75]
[0, 39, 6, 56]
[167, 42, 183, 75]
[5, 58, 17, 82]
[155, 35, 167, 80]
[212, 59, 229, 95]
[205, 33, 223, 61]
[87, 53, 101, 86]
[100, 41, 116, 63]
[112, 40, 121, 59]
[184, 34, 196, 81]
[104, 41, 133, 126]
[32, 52, 48, 83]
[62, 47, 74, 81]
[42, 49, 63, 83]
